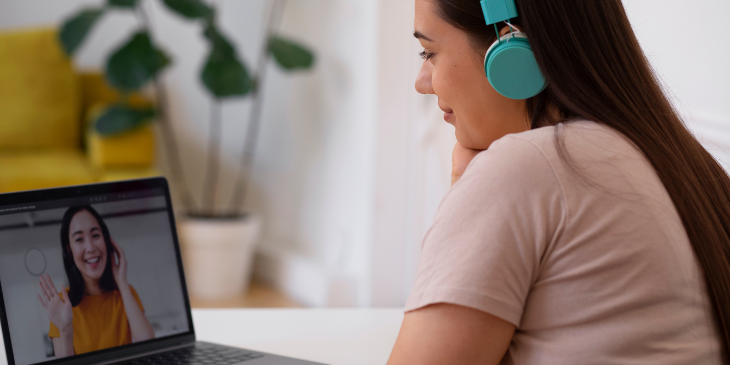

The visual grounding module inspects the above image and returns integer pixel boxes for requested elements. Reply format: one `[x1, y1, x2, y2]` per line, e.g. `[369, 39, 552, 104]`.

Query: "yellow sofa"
[0, 28, 158, 193]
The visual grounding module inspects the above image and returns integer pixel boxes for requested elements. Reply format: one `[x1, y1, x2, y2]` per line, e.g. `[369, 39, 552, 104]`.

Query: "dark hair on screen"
[60, 206, 117, 307]
[435, 0, 730, 361]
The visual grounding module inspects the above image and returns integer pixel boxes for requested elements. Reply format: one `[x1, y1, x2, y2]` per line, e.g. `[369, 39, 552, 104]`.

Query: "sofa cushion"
[88, 125, 156, 168]
[85, 103, 156, 168]
[0, 150, 96, 193]
[0, 28, 80, 149]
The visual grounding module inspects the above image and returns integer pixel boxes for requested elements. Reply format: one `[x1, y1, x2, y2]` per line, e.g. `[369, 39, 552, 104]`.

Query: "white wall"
[248, 0, 378, 307]
[624, 0, 730, 122]
[623, 0, 730, 167]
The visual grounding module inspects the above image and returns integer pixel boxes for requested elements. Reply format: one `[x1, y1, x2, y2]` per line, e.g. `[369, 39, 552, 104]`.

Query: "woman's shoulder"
[449, 125, 569, 217]
[488, 120, 628, 156]
[463, 123, 565, 184]
[471, 120, 641, 179]
[455, 120, 646, 216]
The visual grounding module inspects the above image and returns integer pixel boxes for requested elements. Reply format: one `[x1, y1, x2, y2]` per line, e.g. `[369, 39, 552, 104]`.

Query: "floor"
[189, 281, 304, 308]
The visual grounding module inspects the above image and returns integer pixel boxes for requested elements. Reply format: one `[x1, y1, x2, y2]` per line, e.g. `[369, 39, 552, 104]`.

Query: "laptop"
[0, 177, 324, 365]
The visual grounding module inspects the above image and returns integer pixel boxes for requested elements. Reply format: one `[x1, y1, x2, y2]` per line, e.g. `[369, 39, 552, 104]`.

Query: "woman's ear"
[498, 24, 523, 37]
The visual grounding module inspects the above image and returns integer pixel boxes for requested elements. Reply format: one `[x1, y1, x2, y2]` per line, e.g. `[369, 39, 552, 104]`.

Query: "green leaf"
[107, 0, 138, 8]
[202, 51, 253, 98]
[95, 105, 156, 136]
[59, 8, 105, 55]
[162, 0, 213, 19]
[269, 35, 315, 70]
[106, 32, 171, 91]
[203, 25, 235, 56]
[201, 26, 253, 98]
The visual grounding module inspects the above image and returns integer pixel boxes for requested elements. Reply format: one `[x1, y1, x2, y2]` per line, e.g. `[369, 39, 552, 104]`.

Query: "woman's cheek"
[72, 244, 83, 261]
[94, 238, 105, 250]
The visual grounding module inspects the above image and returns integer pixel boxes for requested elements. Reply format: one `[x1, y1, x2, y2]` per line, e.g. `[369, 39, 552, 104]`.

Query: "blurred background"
[0, 0, 728, 310]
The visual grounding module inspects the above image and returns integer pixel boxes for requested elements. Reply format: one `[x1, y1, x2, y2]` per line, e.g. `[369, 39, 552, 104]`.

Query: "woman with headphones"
[388, 0, 728, 364]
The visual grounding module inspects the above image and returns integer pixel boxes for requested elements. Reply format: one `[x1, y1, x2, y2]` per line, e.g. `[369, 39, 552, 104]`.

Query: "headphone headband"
[480, 0, 518, 26]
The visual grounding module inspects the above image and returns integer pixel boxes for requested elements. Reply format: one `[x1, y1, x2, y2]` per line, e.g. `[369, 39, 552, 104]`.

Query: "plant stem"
[203, 100, 222, 215]
[228, 0, 286, 215]
[136, 1, 197, 213]
[153, 78, 197, 212]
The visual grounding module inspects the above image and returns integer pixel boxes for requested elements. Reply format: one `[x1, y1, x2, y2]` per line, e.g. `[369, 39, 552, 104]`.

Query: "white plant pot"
[178, 213, 262, 301]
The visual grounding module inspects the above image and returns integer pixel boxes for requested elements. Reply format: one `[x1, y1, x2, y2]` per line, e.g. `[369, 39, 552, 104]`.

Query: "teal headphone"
[480, 0, 546, 99]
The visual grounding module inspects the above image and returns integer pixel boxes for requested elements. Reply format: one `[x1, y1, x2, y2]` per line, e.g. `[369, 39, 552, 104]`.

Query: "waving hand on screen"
[38, 274, 72, 334]
[38, 274, 75, 357]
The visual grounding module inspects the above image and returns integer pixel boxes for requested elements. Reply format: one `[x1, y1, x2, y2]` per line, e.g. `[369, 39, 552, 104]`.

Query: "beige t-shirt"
[405, 121, 722, 364]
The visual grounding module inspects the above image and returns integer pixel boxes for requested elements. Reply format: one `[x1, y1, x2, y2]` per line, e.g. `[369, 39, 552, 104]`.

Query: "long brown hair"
[435, 0, 730, 360]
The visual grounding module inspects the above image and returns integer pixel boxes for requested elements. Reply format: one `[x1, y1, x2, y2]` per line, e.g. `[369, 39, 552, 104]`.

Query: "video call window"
[0, 191, 190, 365]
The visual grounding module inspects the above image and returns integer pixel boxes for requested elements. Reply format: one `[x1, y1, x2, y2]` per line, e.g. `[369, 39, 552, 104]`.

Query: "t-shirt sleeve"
[48, 321, 59, 338]
[129, 285, 144, 312]
[404, 135, 566, 327]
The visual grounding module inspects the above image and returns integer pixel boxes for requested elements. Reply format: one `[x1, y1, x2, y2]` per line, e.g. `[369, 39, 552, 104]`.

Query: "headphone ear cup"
[484, 36, 547, 100]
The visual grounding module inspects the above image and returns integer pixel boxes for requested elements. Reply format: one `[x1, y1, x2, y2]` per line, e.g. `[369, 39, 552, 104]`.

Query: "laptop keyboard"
[115, 343, 265, 365]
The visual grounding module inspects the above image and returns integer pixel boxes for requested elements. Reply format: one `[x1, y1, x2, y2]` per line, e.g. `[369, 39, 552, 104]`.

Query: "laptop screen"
[0, 180, 192, 365]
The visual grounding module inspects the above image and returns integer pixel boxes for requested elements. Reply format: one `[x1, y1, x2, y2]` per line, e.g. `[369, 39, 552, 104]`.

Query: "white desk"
[0, 309, 404, 365]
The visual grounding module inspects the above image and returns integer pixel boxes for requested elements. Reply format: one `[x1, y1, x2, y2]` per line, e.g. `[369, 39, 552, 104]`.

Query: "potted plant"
[60, 0, 315, 299]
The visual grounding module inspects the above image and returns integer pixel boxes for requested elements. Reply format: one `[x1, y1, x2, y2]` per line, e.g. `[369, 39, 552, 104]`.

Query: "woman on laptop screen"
[36, 206, 155, 358]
